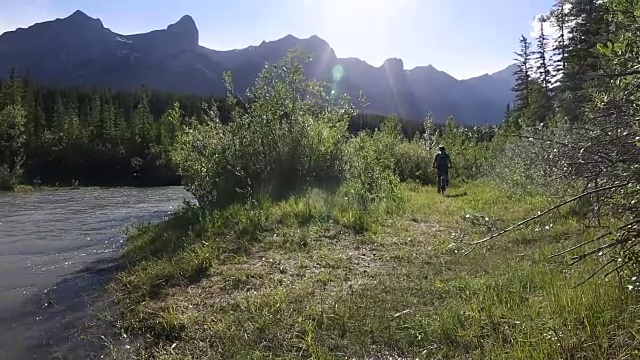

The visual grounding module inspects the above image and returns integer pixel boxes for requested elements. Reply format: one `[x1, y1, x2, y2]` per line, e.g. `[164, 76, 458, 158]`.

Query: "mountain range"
[0, 10, 517, 125]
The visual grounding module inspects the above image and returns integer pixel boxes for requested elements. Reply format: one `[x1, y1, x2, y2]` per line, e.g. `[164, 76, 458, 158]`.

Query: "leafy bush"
[393, 141, 434, 184]
[0, 165, 19, 190]
[168, 49, 355, 210]
[428, 117, 497, 183]
[342, 120, 401, 210]
[486, 126, 578, 196]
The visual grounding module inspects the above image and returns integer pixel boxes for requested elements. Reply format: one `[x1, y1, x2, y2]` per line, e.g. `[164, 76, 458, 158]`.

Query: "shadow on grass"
[123, 182, 344, 266]
[445, 191, 468, 199]
[116, 200, 274, 305]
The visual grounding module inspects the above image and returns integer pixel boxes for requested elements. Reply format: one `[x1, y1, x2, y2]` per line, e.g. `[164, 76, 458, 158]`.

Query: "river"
[0, 186, 191, 359]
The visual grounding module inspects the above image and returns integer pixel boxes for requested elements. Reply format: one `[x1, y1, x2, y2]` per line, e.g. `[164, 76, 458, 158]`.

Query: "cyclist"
[432, 145, 453, 188]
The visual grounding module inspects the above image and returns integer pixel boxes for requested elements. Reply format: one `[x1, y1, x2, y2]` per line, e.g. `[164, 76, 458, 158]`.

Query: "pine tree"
[512, 35, 534, 115]
[30, 90, 47, 146]
[504, 104, 511, 119]
[1, 68, 24, 109]
[564, 0, 607, 81]
[131, 89, 155, 149]
[101, 97, 116, 146]
[527, 79, 550, 126]
[559, 0, 608, 123]
[511, 34, 554, 128]
[114, 108, 127, 148]
[0, 78, 222, 186]
[534, 16, 554, 123]
[21, 78, 37, 150]
[535, 15, 552, 93]
[88, 92, 102, 144]
[502, 103, 521, 133]
[502, 103, 514, 130]
[66, 90, 82, 138]
[550, 0, 568, 79]
[52, 94, 68, 148]
[65, 106, 82, 144]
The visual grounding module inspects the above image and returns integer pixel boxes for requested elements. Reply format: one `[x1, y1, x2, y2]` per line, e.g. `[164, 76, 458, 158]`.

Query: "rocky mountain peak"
[165, 15, 199, 47]
[61, 9, 105, 29]
[382, 58, 404, 72]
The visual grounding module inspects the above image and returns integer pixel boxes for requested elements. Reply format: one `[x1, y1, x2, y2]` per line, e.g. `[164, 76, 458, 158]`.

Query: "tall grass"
[106, 50, 640, 359]
[110, 181, 640, 359]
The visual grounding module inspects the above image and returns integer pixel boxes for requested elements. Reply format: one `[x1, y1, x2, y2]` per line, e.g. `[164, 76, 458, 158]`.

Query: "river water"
[0, 187, 190, 359]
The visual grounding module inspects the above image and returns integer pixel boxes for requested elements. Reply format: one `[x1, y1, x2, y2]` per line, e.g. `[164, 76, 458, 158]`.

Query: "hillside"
[0, 10, 517, 125]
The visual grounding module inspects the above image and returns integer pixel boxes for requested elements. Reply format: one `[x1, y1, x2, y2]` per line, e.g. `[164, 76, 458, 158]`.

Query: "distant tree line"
[0, 70, 224, 187]
[0, 69, 496, 188]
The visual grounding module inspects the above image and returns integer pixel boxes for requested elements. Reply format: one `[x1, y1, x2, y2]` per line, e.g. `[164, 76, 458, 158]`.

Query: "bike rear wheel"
[438, 175, 447, 194]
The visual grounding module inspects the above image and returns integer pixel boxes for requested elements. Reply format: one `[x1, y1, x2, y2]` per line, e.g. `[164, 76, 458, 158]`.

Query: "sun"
[302, 0, 413, 62]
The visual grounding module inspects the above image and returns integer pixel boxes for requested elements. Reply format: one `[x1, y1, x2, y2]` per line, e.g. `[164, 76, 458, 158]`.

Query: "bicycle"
[437, 173, 447, 195]
[435, 167, 452, 195]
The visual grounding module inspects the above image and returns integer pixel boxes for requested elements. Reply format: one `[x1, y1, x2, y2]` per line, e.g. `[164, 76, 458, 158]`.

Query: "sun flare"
[306, 0, 407, 23]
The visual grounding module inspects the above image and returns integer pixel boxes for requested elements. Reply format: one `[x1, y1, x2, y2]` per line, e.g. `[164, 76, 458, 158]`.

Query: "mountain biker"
[433, 145, 453, 187]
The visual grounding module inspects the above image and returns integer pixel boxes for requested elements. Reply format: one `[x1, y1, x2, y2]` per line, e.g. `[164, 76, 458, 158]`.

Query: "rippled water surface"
[0, 186, 190, 359]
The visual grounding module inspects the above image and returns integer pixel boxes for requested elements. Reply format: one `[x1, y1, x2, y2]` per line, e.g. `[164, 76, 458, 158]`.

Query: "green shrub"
[434, 117, 497, 183]
[168, 49, 354, 209]
[342, 118, 401, 213]
[0, 164, 19, 190]
[485, 126, 579, 197]
[393, 141, 434, 184]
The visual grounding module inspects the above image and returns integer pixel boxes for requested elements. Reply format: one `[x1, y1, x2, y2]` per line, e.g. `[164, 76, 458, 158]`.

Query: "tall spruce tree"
[131, 89, 155, 149]
[535, 15, 554, 123]
[52, 94, 68, 148]
[559, 0, 608, 123]
[511, 35, 534, 122]
[535, 15, 552, 93]
[88, 92, 102, 144]
[101, 97, 116, 146]
[550, 0, 568, 80]
[0, 69, 23, 109]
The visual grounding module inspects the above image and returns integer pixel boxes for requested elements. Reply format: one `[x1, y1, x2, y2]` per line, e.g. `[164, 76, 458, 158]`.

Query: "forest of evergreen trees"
[505, 0, 609, 130]
[0, 72, 226, 187]
[501, 0, 639, 271]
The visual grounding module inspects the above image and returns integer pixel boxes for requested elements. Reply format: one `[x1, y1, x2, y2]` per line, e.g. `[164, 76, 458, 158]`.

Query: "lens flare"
[332, 64, 344, 81]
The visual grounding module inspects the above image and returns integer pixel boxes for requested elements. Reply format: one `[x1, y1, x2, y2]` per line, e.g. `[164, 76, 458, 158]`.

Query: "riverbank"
[1, 184, 94, 193]
[0, 183, 180, 193]
[109, 181, 640, 359]
[7, 184, 34, 192]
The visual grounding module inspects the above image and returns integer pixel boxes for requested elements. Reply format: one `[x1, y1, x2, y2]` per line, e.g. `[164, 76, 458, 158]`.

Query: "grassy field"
[109, 181, 640, 359]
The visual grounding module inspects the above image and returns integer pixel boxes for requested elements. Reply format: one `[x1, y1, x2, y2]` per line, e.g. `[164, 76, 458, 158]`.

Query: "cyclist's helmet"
[438, 145, 445, 152]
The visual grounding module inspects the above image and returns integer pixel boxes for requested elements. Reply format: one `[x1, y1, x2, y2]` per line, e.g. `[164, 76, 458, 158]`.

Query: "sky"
[0, 0, 555, 80]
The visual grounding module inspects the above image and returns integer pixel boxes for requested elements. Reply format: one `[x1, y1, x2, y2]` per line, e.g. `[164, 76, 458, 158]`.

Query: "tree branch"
[548, 230, 614, 259]
[465, 182, 630, 247]
[505, 134, 615, 164]
[590, 69, 640, 79]
[573, 258, 617, 288]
